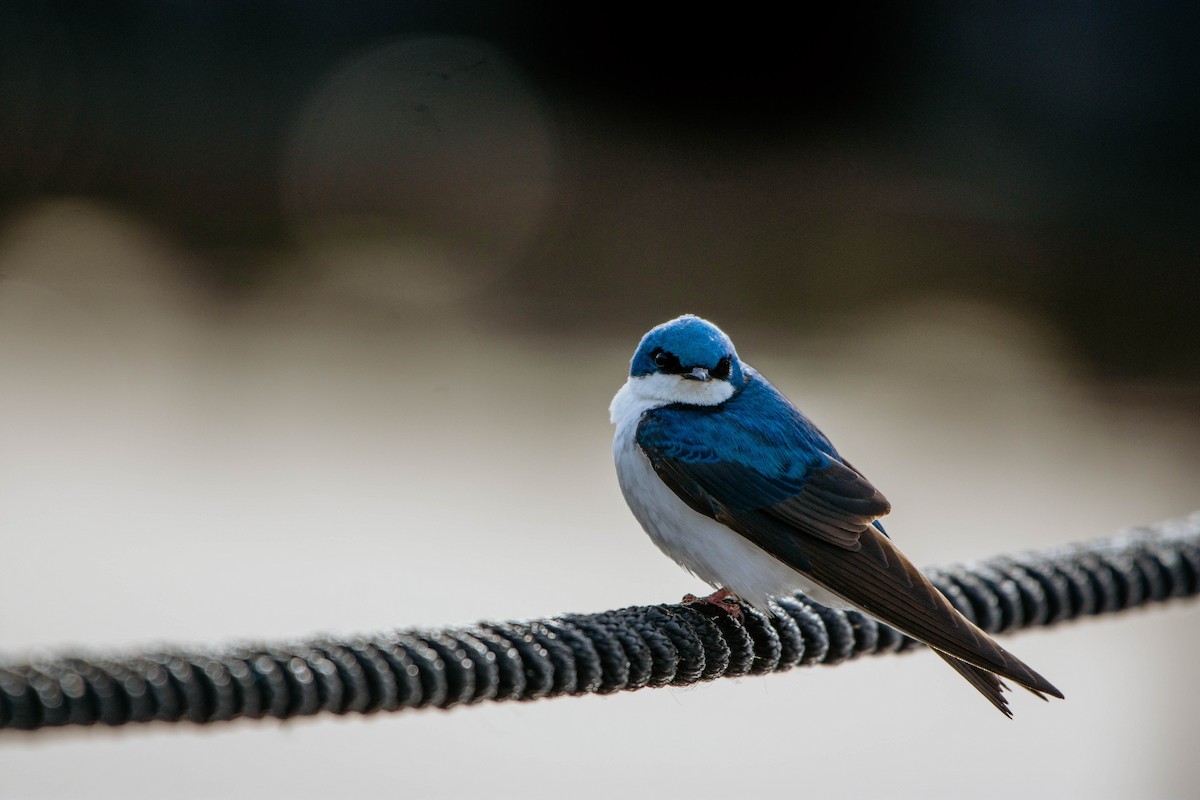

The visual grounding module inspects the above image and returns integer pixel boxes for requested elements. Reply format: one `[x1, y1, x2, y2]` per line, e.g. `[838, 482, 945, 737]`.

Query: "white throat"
[608, 372, 734, 425]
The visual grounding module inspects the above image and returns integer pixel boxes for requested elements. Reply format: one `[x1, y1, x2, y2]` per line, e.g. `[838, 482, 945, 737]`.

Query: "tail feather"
[791, 527, 1066, 702]
[934, 651, 1013, 718]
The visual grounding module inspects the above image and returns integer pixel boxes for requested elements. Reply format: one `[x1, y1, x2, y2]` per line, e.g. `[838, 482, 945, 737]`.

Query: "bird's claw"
[682, 588, 745, 621]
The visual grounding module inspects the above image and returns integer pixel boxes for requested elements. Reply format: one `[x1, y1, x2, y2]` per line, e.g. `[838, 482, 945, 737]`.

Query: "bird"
[609, 313, 1063, 716]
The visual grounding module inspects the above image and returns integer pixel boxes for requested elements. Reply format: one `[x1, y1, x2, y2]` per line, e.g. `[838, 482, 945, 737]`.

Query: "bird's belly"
[612, 426, 846, 611]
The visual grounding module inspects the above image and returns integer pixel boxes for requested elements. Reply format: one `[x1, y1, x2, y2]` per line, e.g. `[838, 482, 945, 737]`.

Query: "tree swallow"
[610, 314, 1063, 716]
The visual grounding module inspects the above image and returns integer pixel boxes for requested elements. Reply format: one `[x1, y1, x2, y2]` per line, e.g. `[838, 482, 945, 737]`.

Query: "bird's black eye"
[651, 349, 682, 373]
[712, 357, 732, 380]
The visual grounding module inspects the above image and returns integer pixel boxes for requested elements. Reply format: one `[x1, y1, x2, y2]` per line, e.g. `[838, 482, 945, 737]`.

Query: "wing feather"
[636, 371, 1063, 700]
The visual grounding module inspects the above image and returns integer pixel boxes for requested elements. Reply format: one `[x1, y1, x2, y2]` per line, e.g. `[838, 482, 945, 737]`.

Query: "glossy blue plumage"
[636, 367, 890, 552]
[629, 315, 746, 384]
[612, 314, 1063, 713]
[637, 369, 838, 510]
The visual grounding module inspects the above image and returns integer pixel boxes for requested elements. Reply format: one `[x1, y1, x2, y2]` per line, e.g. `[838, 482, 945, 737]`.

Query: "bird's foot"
[682, 588, 744, 620]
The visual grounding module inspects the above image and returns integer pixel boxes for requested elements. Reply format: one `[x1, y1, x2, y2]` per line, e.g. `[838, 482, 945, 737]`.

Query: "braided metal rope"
[2, 512, 1198, 732]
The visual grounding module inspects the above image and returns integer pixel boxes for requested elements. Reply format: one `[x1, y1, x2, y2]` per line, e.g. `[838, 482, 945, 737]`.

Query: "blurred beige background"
[2, 7, 1200, 799]
[2, 202, 1198, 798]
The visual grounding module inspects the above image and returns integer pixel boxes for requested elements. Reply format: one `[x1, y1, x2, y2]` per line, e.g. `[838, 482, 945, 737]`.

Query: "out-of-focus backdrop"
[2, 4, 1198, 798]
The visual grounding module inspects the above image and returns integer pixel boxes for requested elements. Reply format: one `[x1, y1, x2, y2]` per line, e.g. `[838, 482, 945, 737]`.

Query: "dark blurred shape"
[0, 2, 1197, 378]
[281, 35, 556, 308]
[511, 3, 904, 127]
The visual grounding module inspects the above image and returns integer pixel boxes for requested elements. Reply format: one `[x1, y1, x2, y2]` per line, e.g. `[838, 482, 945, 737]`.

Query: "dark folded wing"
[635, 375, 1062, 699]
[637, 375, 891, 550]
[651, 456, 888, 550]
[793, 525, 1063, 698]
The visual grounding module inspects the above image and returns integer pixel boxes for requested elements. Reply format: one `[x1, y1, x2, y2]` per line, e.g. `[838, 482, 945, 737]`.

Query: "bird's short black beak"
[683, 367, 711, 382]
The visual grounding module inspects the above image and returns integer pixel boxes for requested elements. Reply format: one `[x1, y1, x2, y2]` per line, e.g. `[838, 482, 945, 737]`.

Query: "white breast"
[609, 376, 844, 611]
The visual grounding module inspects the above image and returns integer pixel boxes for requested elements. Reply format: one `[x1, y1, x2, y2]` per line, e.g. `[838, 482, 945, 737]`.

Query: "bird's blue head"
[625, 315, 746, 406]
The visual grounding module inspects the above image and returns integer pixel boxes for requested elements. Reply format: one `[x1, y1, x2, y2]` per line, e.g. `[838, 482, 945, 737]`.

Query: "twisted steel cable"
[2, 512, 1198, 732]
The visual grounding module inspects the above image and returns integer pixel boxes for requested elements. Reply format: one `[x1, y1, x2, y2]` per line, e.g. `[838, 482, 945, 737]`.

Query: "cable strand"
[2, 512, 1198, 732]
